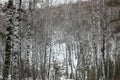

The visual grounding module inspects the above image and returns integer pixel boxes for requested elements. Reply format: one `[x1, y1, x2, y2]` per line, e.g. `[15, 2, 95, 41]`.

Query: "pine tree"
[106, 0, 120, 7]
[106, 0, 120, 29]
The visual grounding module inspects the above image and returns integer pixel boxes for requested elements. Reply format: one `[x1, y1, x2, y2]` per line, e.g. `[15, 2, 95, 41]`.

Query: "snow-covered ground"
[60, 76, 74, 80]
[0, 75, 11, 80]
[24, 77, 74, 80]
[0, 75, 75, 80]
[0, 75, 2, 80]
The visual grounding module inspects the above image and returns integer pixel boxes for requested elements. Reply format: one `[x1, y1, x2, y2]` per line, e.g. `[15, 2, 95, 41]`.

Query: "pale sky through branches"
[0, 0, 88, 4]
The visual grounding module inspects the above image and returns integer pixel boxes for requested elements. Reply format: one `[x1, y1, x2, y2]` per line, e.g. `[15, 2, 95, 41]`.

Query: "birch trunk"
[11, 0, 21, 80]
[2, 0, 14, 80]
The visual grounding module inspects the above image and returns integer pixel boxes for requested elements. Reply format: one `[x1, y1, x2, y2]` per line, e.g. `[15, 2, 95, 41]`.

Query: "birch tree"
[2, 0, 14, 80]
[11, 0, 21, 80]
[2, 0, 22, 80]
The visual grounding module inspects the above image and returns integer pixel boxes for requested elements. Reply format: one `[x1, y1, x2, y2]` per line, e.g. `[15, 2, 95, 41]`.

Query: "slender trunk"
[11, 0, 21, 80]
[2, 0, 14, 80]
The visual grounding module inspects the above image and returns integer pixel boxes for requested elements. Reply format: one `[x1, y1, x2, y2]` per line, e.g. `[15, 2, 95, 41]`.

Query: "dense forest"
[0, 0, 120, 80]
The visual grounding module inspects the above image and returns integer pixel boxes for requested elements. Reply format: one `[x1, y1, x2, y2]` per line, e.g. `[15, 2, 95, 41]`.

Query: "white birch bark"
[11, 0, 21, 80]
[2, 0, 14, 80]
